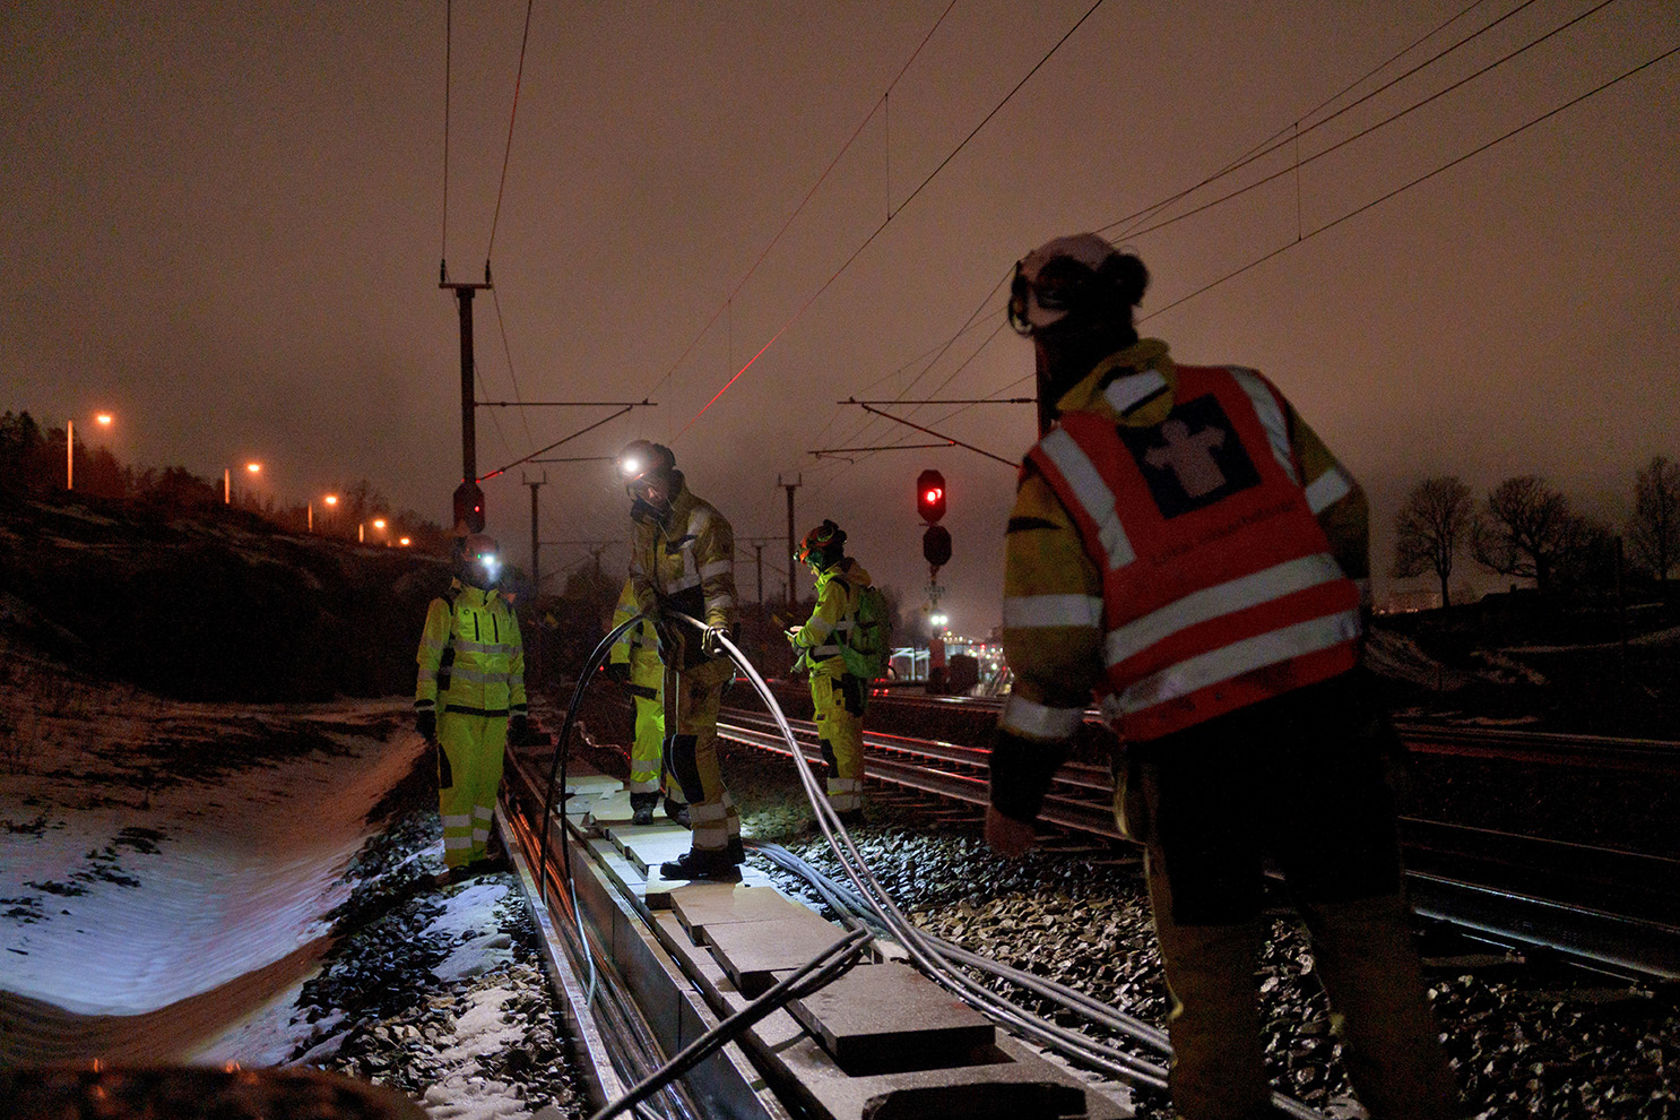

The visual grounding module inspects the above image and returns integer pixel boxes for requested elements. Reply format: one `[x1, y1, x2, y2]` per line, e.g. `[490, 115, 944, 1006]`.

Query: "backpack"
[839, 583, 893, 682]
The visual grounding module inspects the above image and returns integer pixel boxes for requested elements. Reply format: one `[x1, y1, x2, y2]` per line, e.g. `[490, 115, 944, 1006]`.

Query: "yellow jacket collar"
[1054, 338, 1176, 426]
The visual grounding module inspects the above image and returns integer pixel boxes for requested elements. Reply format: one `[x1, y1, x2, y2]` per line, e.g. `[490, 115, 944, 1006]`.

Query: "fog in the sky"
[6, 1, 1678, 632]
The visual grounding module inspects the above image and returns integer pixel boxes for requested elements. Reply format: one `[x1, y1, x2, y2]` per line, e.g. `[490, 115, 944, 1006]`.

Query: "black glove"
[416, 709, 437, 742]
[604, 661, 631, 685]
[509, 714, 529, 743]
[702, 625, 729, 657]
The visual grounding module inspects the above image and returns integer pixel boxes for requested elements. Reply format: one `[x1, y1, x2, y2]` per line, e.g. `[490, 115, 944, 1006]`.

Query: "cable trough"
[493, 616, 1343, 1120]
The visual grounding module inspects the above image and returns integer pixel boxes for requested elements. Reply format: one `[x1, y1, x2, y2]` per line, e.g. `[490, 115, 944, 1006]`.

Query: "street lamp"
[225, 461, 261, 505]
[66, 411, 116, 490]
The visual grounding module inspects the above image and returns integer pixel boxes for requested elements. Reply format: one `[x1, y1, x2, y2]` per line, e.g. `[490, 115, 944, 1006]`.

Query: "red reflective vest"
[1027, 364, 1361, 740]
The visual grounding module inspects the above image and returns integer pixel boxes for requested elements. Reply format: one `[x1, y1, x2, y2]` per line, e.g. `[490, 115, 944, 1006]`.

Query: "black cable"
[586, 928, 873, 1120]
[539, 614, 646, 904]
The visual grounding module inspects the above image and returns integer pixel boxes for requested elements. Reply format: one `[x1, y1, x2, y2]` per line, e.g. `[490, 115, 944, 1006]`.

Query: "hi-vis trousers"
[437, 710, 508, 869]
[664, 656, 740, 853]
[625, 648, 683, 808]
[810, 667, 866, 811]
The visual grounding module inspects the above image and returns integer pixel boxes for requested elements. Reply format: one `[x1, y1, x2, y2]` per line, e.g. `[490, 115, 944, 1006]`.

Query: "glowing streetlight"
[398, 536, 411, 547]
[225, 461, 262, 504]
[66, 410, 116, 490]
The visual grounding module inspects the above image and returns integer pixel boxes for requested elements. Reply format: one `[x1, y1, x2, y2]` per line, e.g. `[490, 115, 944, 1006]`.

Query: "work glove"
[509, 714, 530, 744]
[702, 621, 742, 658]
[604, 661, 631, 685]
[416, 709, 437, 743]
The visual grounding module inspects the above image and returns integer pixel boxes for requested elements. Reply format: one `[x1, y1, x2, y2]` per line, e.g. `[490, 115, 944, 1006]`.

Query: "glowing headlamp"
[619, 456, 641, 479]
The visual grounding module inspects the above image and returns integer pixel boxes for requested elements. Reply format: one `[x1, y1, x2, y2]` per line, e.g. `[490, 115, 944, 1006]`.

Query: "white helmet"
[1008, 233, 1144, 335]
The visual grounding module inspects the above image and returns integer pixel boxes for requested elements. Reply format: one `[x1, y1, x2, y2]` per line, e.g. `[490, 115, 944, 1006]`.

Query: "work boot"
[663, 796, 691, 828]
[727, 836, 745, 864]
[630, 792, 658, 827]
[659, 847, 741, 882]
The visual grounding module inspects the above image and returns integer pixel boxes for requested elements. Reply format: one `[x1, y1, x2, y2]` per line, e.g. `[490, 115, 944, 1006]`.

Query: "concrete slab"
[705, 912, 851, 998]
[787, 962, 994, 1075]
[670, 884, 808, 946]
[607, 822, 691, 863]
[614, 828, 696, 877]
[585, 789, 636, 826]
[772, 1032, 1129, 1120]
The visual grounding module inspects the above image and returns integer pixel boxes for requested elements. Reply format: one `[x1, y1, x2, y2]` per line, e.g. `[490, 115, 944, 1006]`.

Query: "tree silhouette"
[1391, 476, 1473, 608]
[1628, 455, 1680, 585]
[1471, 476, 1586, 595]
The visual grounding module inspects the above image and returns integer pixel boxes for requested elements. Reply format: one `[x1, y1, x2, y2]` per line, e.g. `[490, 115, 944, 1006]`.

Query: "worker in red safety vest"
[986, 234, 1460, 1120]
[415, 533, 527, 879]
[617, 439, 743, 882]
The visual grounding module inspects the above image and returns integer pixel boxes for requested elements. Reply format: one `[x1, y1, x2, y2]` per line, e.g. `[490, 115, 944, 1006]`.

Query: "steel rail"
[720, 704, 1680, 981]
[832, 689, 1680, 773]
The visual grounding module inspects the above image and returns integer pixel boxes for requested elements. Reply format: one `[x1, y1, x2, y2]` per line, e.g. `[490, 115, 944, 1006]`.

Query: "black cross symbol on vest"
[1118, 393, 1262, 519]
[1144, 419, 1226, 498]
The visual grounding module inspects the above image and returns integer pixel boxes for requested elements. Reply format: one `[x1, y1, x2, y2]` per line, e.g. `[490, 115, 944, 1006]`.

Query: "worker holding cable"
[617, 440, 744, 882]
[986, 234, 1460, 1120]
[607, 576, 689, 827]
[787, 519, 877, 823]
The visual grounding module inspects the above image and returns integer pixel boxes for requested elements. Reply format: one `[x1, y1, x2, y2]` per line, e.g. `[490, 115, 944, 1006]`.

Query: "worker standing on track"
[985, 234, 1460, 1120]
[617, 440, 744, 882]
[415, 532, 528, 879]
[788, 519, 871, 822]
[608, 576, 689, 827]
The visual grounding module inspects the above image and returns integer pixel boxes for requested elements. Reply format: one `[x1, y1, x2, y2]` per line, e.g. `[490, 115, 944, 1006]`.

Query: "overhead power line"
[645, 0, 962, 404]
[674, 0, 1111, 438]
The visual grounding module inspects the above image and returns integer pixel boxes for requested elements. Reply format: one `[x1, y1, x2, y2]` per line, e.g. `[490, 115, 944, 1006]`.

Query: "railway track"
[718, 696, 1680, 982]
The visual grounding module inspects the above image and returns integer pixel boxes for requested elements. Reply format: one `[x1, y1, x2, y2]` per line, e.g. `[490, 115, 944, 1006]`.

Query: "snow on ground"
[0, 650, 572, 1119]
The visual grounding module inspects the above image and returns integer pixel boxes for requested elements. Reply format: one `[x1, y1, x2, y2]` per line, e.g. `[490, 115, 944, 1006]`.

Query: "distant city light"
[245, 461, 262, 474]
[324, 494, 339, 506]
[95, 413, 114, 427]
[398, 537, 411, 547]
[372, 518, 386, 530]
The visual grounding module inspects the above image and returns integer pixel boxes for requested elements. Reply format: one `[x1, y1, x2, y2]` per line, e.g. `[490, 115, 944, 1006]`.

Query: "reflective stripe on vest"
[1028, 364, 1360, 740]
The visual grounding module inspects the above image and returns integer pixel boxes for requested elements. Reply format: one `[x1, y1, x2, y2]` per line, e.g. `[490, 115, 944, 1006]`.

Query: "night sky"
[6, 1, 1677, 633]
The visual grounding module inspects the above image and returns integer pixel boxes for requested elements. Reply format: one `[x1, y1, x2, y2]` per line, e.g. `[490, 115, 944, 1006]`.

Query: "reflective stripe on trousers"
[437, 711, 508, 869]
[664, 656, 739, 852]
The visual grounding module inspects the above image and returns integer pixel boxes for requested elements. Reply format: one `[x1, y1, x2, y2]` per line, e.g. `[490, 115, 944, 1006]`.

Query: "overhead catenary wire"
[673, 0, 1112, 439]
[818, 6, 1678, 481]
[644, 0, 962, 406]
[818, 0, 1602, 461]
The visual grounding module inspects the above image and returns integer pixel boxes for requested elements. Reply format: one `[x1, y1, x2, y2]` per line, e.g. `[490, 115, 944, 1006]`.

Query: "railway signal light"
[916, 469, 946, 524]
[453, 480, 485, 533]
[922, 524, 952, 568]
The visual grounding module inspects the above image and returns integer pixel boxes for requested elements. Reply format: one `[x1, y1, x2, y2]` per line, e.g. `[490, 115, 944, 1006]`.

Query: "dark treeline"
[1, 410, 451, 553]
[1391, 458, 1680, 609]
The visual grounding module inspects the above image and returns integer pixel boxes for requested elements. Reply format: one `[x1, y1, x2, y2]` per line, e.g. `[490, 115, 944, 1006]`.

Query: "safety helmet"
[616, 440, 676, 488]
[1007, 233, 1147, 336]
[796, 519, 847, 568]
[453, 532, 503, 588]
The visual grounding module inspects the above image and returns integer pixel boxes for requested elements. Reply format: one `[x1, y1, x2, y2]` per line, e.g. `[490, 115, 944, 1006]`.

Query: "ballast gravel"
[306, 734, 1677, 1120]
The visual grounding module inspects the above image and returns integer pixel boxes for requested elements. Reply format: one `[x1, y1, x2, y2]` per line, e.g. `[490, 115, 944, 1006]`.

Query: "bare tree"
[1471, 476, 1580, 595]
[1628, 455, 1680, 585]
[1391, 476, 1473, 608]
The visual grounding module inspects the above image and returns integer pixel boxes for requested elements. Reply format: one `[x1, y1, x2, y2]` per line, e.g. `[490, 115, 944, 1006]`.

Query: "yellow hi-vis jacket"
[610, 577, 661, 676]
[629, 476, 736, 666]
[998, 338, 1369, 751]
[415, 579, 528, 718]
[791, 557, 872, 681]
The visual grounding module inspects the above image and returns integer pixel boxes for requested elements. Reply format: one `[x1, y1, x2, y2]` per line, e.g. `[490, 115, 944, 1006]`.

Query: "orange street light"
[398, 536, 411, 547]
[67, 410, 117, 490]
